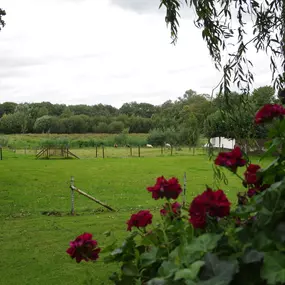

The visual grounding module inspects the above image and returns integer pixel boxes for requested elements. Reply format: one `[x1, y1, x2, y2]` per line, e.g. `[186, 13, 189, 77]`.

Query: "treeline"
[0, 86, 279, 141]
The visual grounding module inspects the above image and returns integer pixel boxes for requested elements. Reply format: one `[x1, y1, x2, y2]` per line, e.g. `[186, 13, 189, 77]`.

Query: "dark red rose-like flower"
[255, 104, 285, 124]
[247, 188, 257, 198]
[244, 164, 261, 185]
[127, 210, 153, 231]
[237, 192, 248, 205]
[246, 184, 270, 198]
[214, 146, 246, 172]
[189, 188, 231, 229]
[66, 233, 101, 263]
[160, 202, 181, 216]
[147, 176, 182, 200]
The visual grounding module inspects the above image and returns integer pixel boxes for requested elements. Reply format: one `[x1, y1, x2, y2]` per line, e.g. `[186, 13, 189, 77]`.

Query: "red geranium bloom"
[160, 202, 181, 216]
[247, 184, 270, 198]
[147, 176, 182, 200]
[214, 146, 246, 172]
[189, 188, 231, 229]
[247, 188, 257, 198]
[244, 164, 261, 185]
[255, 104, 285, 124]
[66, 233, 100, 263]
[127, 210, 153, 231]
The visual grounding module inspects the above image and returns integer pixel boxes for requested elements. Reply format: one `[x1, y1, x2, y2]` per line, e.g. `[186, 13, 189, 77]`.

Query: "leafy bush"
[127, 136, 147, 146]
[108, 121, 125, 134]
[147, 129, 166, 146]
[114, 133, 128, 146]
[40, 138, 70, 148]
[0, 136, 8, 147]
[66, 104, 285, 285]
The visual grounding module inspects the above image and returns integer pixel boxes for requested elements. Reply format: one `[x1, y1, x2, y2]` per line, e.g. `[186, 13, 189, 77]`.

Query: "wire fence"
[2, 145, 212, 159]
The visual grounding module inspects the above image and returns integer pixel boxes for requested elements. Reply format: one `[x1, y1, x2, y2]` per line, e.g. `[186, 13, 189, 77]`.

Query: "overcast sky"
[0, 0, 273, 107]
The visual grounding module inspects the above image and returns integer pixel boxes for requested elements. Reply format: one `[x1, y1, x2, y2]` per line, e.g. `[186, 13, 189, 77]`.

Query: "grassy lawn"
[0, 150, 268, 285]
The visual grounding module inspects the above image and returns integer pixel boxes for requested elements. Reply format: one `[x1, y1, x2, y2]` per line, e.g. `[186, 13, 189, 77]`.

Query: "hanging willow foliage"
[0, 8, 6, 31]
[159, 0, 285, 96]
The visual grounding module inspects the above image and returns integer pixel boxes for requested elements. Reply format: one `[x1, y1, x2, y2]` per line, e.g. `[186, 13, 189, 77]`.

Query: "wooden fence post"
[183, 172, 187, 207]
[161, 146, 163, 155]
[96, 146, 98, 158]
[102, 146, 105, 158]
[138, 146, 141, 157]
[171, 146, 173, 156]
[0, 146, 2, 160]
[70, 176, 75, 216]
[130, 146, 132, 157]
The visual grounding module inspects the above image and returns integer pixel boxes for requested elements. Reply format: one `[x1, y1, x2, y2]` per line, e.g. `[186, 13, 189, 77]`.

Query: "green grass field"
[0, 149, 267, 285]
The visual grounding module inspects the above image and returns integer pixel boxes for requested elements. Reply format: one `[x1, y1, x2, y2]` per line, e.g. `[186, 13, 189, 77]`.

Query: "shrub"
[114, 132, 128, 146]
[0, 136, 8, 147]
[147, 129, 166, 146]
[108, 121, 125, 134]
[66, 104, 285, 285]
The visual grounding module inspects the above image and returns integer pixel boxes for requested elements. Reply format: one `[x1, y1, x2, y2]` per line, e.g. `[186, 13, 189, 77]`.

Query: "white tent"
[204, 137, 235, 150]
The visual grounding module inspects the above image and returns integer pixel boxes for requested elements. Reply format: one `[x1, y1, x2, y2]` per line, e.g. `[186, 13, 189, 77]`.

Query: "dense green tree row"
[0, 86, 278, 140]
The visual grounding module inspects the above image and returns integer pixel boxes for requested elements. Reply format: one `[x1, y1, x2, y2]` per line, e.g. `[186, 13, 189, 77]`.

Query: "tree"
[204, 111, 226, 140]
[93, 122, 109, 133]
[0, 102, 18, 117]
[251, 86, 276, 108]
[119, 102, 157, 118]
[160, 0, 285, 95]
[0, 113, 23, 134]
[66, 115, 89, 133]
[108, 121, 124, 134]
[147, 129, 166, 146]
[60, 107, 74, 118]
[14, 103, 33, 133]
[33, 115, 56, 133]
[0, 8, 5, 31]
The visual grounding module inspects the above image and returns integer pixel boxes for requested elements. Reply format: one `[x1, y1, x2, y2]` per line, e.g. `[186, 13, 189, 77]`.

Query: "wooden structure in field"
[70, 177, 115, 215]
[36, 147, 79, 159]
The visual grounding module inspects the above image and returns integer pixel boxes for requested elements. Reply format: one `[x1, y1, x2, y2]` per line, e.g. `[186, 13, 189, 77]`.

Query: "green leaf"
[147, 278, 167, 285]
[140, 247, 158, 267]
[185, 281, 196, 285]
[174, 260, 205, 281]
[274, 222, 285, 243]
[174, 269, 194, 281]
[158, 261, 179, 278]
[253, 232, 274, 251]
[261, 251, 285, 285]
[198, 253, 238, 285]
[242, 249, 264, 264]
[259, 157, 279, 173]
[121, 262, 140, 277]
[187, 234, 222, 253]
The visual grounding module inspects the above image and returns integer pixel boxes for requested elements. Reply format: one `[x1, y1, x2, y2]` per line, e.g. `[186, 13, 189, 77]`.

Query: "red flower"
[189, 188, 231, 229]
[255, 104, 285, 124]
[127, 210, 153, 231]
[247, 188, 257, 198]
[214, 146, 246, 172]
[147, 176, 182, 200]
[244, 164, 261, 185]
[160, 202, 181, 216]
[247, 184, 270, 198]
[66, 233, 100, 263]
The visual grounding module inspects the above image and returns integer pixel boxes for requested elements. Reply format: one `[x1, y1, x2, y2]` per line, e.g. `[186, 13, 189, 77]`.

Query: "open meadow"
[0, 148, 269, 285]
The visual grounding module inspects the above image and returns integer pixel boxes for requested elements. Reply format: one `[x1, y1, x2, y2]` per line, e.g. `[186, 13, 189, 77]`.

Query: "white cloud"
[0, 0, 273, 108]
